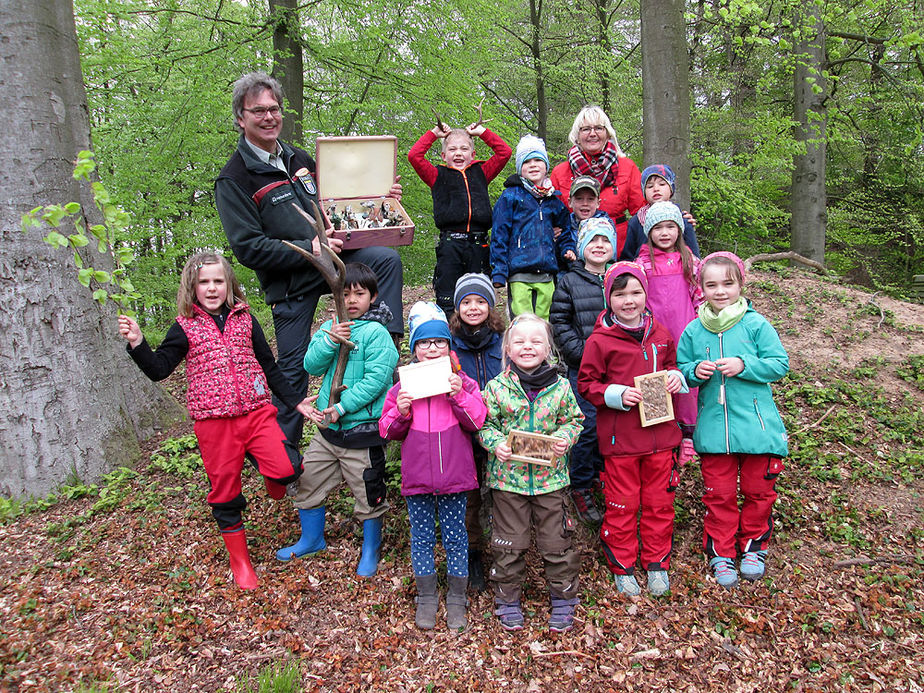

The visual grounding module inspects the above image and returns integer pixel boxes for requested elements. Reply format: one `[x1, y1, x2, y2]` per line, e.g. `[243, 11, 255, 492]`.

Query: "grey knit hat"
[643, 201, 684, 238]
[453, 273, 496, 309]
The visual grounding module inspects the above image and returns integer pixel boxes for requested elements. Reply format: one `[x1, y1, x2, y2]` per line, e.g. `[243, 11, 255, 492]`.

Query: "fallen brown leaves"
[1, 274, 922, 691]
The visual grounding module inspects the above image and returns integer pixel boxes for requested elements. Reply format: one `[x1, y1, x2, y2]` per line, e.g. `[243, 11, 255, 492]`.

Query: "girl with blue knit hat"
[620, 163, 700, 261]
[380, 301, 487, 631]
[449, 274, 507, 591]
[636, 200, 703, 466]
[491, 135, 572, 319]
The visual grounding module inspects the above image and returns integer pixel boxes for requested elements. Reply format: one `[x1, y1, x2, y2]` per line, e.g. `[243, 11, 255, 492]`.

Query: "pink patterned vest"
[176, 303, 271, 420]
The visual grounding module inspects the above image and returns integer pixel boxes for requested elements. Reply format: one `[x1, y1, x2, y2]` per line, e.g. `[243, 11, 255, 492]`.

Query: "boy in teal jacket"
[275, 263, 399, 577]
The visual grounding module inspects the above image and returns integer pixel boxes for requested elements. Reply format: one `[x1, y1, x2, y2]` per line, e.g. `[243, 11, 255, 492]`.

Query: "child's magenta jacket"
[578, 313, 683, 456]
[379, 368, 486, 496]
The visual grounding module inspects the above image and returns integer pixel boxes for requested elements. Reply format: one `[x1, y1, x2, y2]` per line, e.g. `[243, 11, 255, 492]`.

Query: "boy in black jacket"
[550, 217, 616, 525]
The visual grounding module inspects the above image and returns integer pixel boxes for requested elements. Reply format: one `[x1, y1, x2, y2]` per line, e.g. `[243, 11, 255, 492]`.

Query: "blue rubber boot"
[356, 517, 383, 577]
[275, 507, 326, 561]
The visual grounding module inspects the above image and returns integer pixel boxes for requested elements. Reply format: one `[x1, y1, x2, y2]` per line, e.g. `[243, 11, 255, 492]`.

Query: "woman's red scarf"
[568, 140, 620, 189]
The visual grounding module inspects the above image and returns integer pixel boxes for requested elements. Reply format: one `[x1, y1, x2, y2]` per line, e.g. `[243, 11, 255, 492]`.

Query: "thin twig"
[854, 596, 869, 631]
[794, 404, 837, 435]
[837, 441, 872, 469]
[868, 291, 885, 328]
[533, 650, 597, 661]
[834, 555, 915, 568]
[743, 251, 828, 274]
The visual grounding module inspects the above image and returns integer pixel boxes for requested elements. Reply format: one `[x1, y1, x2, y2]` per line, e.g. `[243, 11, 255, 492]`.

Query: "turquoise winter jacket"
[676, 305, 789, 457]
[303, 317, 398, 431]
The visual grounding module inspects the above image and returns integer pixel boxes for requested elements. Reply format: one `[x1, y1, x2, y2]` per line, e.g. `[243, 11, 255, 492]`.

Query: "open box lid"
[315, 135, 398, 200]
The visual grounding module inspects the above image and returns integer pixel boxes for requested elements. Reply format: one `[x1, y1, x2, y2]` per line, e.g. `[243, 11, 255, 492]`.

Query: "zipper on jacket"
[461, 171, 472, 234]
[528, 398, 536, 494]
[753, 397, 766, 430]
[718, 332, 730, 453]
[214, 314, 244, 417]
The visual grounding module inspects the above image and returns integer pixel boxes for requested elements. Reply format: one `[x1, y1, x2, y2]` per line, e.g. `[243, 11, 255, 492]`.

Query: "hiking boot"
[740, 550, 768, 581]
[678, 438, 697, 467]
[446, 576, 469, 631]
[548, 597, 579, 632]
[613, 573, 641, 596]
[494, 599, 525, 631]
[571, 487, 603, 525]
[710, 556, 739, 589]
[647, 570, 670, 596]
[415, 574, 439, 630]
[468, 549, 487, 593]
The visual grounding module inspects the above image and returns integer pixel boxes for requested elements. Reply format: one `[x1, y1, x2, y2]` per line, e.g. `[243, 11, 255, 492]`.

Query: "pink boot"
[221, 529, 258, 590]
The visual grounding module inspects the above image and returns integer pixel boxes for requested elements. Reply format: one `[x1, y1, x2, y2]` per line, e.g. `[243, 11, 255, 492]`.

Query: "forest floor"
[1, 266, 923, 692]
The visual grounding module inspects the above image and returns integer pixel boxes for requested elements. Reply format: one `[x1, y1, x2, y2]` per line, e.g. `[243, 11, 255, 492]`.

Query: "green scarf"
[698, 297, 748, 333]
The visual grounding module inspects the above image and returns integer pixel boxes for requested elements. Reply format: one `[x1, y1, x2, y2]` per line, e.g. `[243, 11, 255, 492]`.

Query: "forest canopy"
[74, 0, 924, 334]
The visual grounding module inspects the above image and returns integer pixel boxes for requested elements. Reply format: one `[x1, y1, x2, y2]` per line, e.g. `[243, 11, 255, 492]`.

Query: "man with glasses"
[215, 71, 404, 451]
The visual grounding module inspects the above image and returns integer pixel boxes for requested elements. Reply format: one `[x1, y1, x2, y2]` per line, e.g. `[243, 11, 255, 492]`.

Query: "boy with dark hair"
[275, 262, 399, 577]
[408, 121, 511, 315]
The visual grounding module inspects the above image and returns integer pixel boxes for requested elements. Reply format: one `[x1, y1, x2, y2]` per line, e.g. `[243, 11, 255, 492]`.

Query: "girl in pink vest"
[119, 252, 312, 590]
[635, 201, 703, 466]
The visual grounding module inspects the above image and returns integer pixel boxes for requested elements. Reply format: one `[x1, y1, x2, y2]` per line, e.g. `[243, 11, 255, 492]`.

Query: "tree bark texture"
[270, 0, 304, 145]
[0, 0, 183, 498]
[641, 0, 691, 210]
[790, 1, 827, 262]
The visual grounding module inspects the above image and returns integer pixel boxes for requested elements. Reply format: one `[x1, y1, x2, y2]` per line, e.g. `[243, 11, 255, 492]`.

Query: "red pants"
[194, 404, 300, 529]
[600, 450, 676, 575]
[700, 453, 783, 558]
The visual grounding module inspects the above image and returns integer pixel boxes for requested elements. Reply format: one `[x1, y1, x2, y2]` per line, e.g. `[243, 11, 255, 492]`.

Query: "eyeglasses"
[578, 125, 607, 134]
[416, 338, 449, 349]
[243, 105, 282, 118]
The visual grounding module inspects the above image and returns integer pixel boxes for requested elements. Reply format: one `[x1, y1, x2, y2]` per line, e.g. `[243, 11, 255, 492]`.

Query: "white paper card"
[398, 356, 452, 400]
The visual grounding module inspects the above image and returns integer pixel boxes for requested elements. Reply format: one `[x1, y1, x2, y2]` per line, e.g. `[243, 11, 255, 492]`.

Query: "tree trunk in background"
[270, 0, 304, 145]
[0, 0, 183, 498]
[641, 0, 691, 211]
[529, 0, 548, 142]
[790, 1, 827, 262]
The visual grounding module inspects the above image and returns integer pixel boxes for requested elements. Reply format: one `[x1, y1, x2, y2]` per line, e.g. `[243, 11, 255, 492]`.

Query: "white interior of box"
[316, 136, 397, 200]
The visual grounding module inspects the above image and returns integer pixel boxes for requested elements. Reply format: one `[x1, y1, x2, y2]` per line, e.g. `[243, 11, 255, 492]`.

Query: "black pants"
[272, 245, 403, 449]
[433, 234, 490, 315]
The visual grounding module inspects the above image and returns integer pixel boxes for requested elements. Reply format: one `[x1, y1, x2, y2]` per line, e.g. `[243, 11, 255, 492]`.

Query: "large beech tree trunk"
[0, 0, 183, 498]
[790, 1, 827, 262]
[269, 0, 304, 145]
[641, 0, 691, 211]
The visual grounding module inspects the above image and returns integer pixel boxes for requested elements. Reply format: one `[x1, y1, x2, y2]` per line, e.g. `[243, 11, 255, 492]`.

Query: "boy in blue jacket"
[490, 135, 572, 319]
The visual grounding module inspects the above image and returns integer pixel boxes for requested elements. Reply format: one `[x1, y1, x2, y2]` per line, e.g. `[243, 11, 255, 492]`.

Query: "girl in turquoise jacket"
[677, 252, 789, 590]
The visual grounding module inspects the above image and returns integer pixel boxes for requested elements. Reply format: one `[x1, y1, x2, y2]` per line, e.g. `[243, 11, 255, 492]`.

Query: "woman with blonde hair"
[550, 105, 645, 258]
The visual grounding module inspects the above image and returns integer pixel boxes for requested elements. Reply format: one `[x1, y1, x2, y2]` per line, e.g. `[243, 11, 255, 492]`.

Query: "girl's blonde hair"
[567, 105, 624, 156]
[501, 313, 559, 369]
[176, 252, 245, 317]
[441, 129, 474, 153]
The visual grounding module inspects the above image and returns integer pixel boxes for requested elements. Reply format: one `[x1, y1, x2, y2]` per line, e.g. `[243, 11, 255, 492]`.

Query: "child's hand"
[683, 209, 697, 228]
[551, 437, 568, 456]
[695, 360, 717, 380]
[552, 226, 562, 240]
[432, 124, 451, 138]
[622, 387, 643, 407]
[715, 357, 744, 377]
[118, 315, 143, 349]
[321, 406, 341, 424]
[448, 373, 462, 397]
[494, 442, 512, 463]
[396, 390, 413, 416]
[389, 176, 403, 202]
[328, 319, 354, 343]
[666, 372, 683, 393]
[465, 123, 486, 137]
[296, 394, 320, 420]
[563, 250, 576, 262]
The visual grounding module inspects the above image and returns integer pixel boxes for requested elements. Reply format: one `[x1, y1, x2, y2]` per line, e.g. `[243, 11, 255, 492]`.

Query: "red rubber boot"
[221, 529, 258, 590]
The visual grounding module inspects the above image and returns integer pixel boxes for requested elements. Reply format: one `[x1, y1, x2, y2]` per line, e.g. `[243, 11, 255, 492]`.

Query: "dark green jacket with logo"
[216, 136, 326, 305]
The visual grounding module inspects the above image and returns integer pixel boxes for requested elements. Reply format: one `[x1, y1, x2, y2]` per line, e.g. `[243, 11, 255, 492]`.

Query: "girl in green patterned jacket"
[479, 314, 584, 633]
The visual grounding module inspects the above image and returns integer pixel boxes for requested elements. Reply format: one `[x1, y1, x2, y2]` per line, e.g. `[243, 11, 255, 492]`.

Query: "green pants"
[509, 281, 555, 320]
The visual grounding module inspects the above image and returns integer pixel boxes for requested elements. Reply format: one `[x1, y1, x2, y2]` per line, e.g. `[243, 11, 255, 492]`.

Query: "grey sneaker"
[709, 556, 739, 589]
[647, 570, 670, 596]
[740, 550, 768, 581]
[614, 573, 641, 596]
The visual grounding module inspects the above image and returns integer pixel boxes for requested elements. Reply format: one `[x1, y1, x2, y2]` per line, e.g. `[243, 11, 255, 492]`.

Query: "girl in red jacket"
[119, 252, 312, 590]
[577, 262, 686, 597]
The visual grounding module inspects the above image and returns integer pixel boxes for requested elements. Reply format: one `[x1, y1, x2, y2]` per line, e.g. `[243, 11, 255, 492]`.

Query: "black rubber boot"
[468, 548, 487, 593]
